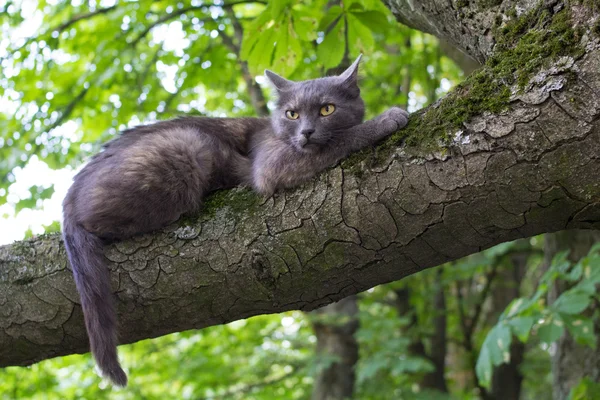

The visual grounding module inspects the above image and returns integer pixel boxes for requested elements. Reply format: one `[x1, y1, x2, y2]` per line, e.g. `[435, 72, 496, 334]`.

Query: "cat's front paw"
[378, 107, 409, 134]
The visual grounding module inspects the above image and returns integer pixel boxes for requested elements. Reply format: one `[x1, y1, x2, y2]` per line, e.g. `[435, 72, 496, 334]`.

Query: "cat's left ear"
[338, 54, 362, 86]
[265, 70, 294, 91]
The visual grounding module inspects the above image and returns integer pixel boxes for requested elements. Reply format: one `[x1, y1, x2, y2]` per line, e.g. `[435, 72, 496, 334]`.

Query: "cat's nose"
[301, 128, 315, 138]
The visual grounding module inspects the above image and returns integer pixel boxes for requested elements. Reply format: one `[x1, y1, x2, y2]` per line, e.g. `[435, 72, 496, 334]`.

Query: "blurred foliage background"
[1, 0, 599, 399]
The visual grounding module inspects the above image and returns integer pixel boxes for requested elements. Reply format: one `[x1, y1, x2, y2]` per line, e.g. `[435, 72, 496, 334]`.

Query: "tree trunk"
[544, 231, 600, 400]
[311, 296, 359, 400]
[394, 272, 449, 394]
[490, 248, 528, 400]
[2, 0, 600, 368]
[425, 270, 449, 393]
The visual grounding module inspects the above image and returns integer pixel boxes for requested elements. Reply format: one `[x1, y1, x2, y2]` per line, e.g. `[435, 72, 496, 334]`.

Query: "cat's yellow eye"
[320, 104, 335, 116]
[286, 110, 299, 120]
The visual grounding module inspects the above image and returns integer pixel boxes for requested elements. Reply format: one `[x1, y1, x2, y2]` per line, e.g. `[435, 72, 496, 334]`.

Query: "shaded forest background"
[1, 0, 599, 399]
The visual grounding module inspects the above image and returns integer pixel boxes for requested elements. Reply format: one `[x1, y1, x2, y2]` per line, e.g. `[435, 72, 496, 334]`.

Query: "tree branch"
[468, 264, 499, 339]
[53, 5, 118, 34]
[2, 0, 600, 372]
[45, 86, 89, 134]
[221, 8, 270, 117]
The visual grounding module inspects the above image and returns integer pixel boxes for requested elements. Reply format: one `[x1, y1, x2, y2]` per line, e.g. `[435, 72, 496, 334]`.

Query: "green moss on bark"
[477, 0, 502, 8]
[204, 188, 260, 218]
[175, 188, 260, 226]
[491, 6, 584, 87]
[344, 5, 585, 172]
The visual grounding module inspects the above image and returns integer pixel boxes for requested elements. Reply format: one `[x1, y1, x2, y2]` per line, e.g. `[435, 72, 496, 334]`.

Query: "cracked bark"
[2, 0, 600, 370]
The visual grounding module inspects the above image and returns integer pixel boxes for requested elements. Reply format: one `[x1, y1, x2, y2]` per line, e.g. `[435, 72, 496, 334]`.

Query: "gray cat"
[62, 54, 409, 386]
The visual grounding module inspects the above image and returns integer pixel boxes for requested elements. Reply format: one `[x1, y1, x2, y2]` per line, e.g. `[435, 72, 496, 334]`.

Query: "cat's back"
[65, 116, 270, 233]
[102, 116, 269, 153]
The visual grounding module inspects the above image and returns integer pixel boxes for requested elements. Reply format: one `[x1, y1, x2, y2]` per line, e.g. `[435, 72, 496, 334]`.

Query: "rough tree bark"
[2, 1, 600, 370]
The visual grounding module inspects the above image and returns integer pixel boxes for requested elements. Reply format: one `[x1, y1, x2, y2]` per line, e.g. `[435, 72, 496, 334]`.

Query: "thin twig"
[1, 5, 118, 64]
[45, 86, 89, 134]
[53, 5, 118, 34]
[221, 7, 269, 116]
[468, 263, 499, 337]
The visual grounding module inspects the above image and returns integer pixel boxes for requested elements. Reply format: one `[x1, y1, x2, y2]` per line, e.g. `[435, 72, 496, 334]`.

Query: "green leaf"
[552, 290, 591, 315]
[537, 317, 565, 343]
[43, 220, 62, 234]
[475, 343, 492, 388]
[563, 315, 597, 349]
[391, 357, 434, 374]
[316, 17, 345, 69]
[37, 184, 55, 200]
[357, 356, 390, 383]
[246, 23, 279, 74]
[490, 324, 512, 365]
[504, 297, 527, 318]
[15, 197, 36, 214]
[292, 12, 318, 41]
[347, 13, 375, 55]
[576, 277, 600, 295]
[565, 260, 583, 281]
[589, 241, 600, 255]
[550, 250, 571, 275]
[508, 316, 535, 342]
[476, 323, 512, 388]
[503, 290, 544, 319]
[350, 10, 389, 33]
[272, 17, 302, 76]
[318, 5, 343, 31]
[346, 0, 380, 10]
[240, 8, 273, 60]
[271, 0, 291, 19]
[567, 377, 600, 400]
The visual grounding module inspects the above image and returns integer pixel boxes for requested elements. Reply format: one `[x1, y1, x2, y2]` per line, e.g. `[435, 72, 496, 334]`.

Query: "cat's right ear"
[338, 54, 362, 86]
[265, 70, 294, 91]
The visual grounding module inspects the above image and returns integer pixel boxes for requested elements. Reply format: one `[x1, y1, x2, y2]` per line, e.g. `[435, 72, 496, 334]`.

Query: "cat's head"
[265, 55, 365, 153]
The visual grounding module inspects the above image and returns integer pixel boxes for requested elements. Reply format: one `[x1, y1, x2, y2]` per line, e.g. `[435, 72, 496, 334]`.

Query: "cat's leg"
[340, 107, 409, 152]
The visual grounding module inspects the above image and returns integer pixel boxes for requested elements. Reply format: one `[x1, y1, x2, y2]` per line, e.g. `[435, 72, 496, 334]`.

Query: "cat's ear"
[338, 54, 362, 85]
[265, 70, 294, 91]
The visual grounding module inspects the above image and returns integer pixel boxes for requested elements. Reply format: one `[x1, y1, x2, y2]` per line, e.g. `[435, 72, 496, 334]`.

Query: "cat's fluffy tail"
[62, 219, 127, 387]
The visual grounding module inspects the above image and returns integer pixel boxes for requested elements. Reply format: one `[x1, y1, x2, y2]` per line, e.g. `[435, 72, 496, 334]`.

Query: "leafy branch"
[221, 7, 269, 116]
[0, 5, 118, 64]
[129, 0, 266, 47]
[475, 245, 600, 389]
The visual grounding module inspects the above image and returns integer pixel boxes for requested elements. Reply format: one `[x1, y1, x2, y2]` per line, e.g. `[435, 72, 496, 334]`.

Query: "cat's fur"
[62, 55, 409, 386]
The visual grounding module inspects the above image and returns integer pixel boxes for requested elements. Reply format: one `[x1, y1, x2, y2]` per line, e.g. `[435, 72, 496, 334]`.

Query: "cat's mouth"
[294, 138, 320, 153]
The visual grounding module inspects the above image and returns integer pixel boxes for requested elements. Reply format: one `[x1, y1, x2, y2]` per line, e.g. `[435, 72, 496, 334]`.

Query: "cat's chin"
[294, 142, 320, 154]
